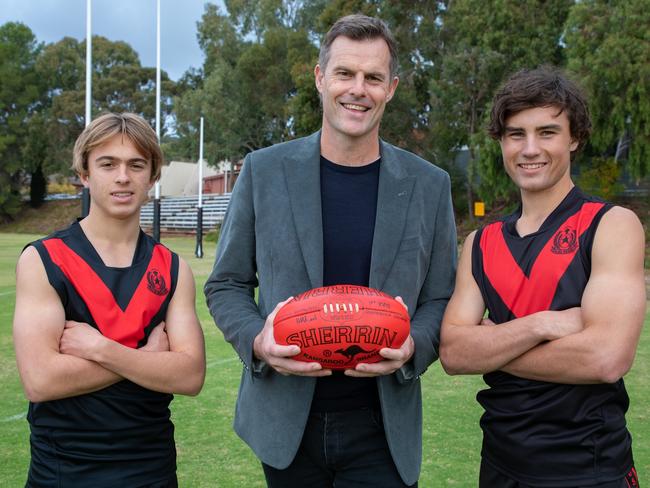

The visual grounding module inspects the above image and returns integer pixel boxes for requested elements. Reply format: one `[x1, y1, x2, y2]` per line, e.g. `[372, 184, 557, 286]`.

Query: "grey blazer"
[204, 131, 457, 485]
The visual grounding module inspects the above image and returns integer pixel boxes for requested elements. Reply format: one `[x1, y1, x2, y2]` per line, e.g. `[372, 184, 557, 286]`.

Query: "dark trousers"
[262, 408, 417, 488]
[479, 459, 639, 488]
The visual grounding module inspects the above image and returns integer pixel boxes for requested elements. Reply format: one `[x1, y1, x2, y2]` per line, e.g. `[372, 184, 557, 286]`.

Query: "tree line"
[1, 0, 647, 221]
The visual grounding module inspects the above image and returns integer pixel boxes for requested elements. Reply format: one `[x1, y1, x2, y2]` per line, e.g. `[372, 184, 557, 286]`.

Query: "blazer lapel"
[283, 131, 324, 288]
[369, 141, 415, 291]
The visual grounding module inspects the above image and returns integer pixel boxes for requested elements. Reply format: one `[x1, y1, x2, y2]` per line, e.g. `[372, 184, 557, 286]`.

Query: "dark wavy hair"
[488, 66, 591, 155]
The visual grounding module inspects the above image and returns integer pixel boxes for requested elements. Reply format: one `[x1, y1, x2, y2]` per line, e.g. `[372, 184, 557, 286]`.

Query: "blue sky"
[0, 0, 219, 80]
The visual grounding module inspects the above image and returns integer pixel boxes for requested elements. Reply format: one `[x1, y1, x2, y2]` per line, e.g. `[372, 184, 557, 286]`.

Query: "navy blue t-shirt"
[311, 156, 381, 412]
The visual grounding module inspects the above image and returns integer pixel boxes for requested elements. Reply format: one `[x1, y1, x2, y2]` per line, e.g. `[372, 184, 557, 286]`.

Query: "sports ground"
[1, 233, 648, 486]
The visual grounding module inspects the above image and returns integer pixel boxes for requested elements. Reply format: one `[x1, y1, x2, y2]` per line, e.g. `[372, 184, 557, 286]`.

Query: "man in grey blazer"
[205, 14, 456, 487]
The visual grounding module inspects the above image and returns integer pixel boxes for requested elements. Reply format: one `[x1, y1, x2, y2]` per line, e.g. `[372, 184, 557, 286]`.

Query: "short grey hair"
[318, 14, 399, 78]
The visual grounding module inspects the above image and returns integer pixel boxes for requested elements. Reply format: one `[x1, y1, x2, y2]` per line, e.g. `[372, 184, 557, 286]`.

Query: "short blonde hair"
[72, 112, 163, 182]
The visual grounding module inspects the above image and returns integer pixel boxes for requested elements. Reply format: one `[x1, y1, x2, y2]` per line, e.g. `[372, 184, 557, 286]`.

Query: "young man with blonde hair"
[14, 112, 206, 487]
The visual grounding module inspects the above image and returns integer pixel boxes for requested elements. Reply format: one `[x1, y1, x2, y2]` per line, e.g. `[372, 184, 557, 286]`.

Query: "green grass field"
[1, 233, 648, 486]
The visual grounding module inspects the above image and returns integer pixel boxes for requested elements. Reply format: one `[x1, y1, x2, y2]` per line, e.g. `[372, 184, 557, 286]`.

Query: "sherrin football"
[273, 285, 410, 369]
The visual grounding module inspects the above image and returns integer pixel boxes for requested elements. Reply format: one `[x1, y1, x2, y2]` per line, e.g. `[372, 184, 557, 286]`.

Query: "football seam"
[274, 307, 408, 325]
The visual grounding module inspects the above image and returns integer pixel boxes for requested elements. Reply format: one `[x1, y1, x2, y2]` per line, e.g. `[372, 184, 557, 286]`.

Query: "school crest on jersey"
[478, 201, 605, 318]
[147, 268, 169, 296]
[551, 227, 578, 254]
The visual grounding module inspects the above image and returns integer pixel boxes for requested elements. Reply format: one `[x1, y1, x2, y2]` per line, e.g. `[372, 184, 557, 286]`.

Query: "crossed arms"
[440, 206, 646, 384]
[13, 246, 206, 403]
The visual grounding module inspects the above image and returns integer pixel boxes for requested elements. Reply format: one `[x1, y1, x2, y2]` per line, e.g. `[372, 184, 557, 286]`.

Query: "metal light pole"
[195, 117, 204, 258]
[152, 0, 162, 241]
[81, 0, 92, 217]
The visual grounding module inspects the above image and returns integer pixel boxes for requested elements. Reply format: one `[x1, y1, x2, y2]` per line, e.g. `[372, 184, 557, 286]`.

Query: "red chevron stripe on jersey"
[480, 202, 604, 318]
[42, 238, 172, 347]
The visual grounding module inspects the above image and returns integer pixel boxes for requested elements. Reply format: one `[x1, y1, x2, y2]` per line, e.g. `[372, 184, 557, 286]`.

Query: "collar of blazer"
[282, 131, 416, 291]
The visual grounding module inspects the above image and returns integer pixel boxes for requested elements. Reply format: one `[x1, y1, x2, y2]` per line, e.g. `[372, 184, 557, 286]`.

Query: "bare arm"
[60, 258, 206, 395]
[502, 207, 646, 383]
[439, 232, 583, 375]
[13, 246, 122, 402]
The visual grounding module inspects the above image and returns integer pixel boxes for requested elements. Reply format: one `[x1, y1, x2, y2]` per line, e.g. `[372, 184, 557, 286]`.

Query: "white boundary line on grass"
[206, 357, 238, 368]
[0, 290, 16, 296]
[1, 412, 26, 422]
[1, 357, 239, 422]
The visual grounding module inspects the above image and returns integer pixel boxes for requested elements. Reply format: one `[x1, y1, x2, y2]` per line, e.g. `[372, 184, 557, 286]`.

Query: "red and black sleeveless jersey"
[26, 221, 179, 486]
[472, 187, 633, 486]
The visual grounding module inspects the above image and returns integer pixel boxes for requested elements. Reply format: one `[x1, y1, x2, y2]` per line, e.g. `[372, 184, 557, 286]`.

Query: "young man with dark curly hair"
[440, 67, 645, 487]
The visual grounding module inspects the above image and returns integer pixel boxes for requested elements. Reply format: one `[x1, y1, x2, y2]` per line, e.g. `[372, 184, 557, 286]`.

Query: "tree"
[22, 112, 50, 207]
[225, 0, 305, 40]
[565, 0, 650, 180]
[33, 35, 176, 184]
[0, 22, 42, 220]
[33, 37, 85, 178]
[428, 0, 573, 213]
[173, 3, 317, 163]
[29, 165, 46, 208]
